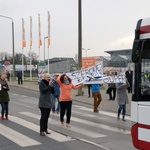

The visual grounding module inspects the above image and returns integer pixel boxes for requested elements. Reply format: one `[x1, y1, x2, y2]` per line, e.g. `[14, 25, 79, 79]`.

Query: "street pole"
[82, 48, 90, 57]
[44, 36, 48, 61]
[0, 15, 15, 81]
[78, 0, 82, 95]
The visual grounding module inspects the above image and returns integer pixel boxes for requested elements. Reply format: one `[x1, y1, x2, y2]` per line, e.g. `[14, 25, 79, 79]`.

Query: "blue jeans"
[51, 94, 60, 112]
[1, 102, 9, 116]
[55, 95, 60, 111]
[118, 104, 126, 117]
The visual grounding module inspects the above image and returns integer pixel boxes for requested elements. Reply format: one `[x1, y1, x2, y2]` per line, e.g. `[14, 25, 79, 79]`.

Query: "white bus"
[131, 17, 150, 150]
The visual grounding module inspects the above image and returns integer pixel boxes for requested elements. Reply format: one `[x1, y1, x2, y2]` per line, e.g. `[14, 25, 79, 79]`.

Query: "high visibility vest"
[144, 74, 150, 78]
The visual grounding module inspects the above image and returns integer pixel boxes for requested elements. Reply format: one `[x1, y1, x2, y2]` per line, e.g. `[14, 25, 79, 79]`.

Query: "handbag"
[106, 87, 110, 94]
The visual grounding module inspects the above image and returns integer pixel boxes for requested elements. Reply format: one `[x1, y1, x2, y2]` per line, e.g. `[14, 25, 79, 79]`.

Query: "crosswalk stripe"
[47, 112, 130, 135]
[20, 112, 106, 138]
[9, 115, 73, 142]
[75, 105, 131, 120]
[20, 111, 130, 135]
[0, 123, 41, 147]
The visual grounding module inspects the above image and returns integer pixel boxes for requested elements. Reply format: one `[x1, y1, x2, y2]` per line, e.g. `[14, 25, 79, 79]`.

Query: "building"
[105, 49, 132, 67]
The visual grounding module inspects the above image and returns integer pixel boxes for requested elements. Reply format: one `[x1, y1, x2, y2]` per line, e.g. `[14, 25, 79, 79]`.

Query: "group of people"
[38, 73, 83, 136]
[0, 67, 133, 136]
[87, 67, 133, 122]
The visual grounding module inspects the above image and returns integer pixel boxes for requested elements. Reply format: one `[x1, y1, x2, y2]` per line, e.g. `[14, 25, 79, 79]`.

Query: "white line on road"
[9, 115, 73, 142]
[20, 112, 106, 138]
[0, 123, 41, 147]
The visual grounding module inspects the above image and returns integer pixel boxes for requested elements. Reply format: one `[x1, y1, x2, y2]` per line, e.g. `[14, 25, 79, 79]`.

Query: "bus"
[131, 17, 150, 150]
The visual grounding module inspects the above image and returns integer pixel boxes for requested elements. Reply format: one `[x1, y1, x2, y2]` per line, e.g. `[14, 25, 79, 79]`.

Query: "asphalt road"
[0, 86, 136, 150]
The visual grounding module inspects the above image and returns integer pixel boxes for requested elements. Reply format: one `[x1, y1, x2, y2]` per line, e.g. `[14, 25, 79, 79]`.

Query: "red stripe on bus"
[131, 123, 150, 150]
[140, 25, 150, 34]
[138, 124, 150, 129]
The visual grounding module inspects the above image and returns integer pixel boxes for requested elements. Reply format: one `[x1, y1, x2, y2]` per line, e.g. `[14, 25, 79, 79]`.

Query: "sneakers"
[61, 122, 71, 128]
[94, 109, 99, 113]
[66, 123, 71, 128]
[117, 115, 120, 120]
[56, 110, 59, 114]
[61, 122, 64, 126]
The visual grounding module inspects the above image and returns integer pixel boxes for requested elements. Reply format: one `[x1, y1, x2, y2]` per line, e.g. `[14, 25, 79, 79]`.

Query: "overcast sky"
[0, 0, 150, 60]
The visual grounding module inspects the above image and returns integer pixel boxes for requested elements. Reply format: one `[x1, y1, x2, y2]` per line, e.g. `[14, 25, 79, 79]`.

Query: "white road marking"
[76, 106, 131, 120]
[9, 115, 73, 142]
[0, 123, 41, 147]
[20, 112, 106, 138]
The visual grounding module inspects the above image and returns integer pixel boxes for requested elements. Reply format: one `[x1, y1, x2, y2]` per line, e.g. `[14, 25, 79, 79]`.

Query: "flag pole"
[22, 47, 24, 80]
[22, 18, 26, 81]
[47, 11, 50, 74]
[38, 14, 42, 62]
[30, 16, 32, 81]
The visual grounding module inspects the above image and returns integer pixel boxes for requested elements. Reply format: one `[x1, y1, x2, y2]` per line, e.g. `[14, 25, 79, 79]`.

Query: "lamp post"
[44, 36, 48, 61]
[78, 0, 82, 96]
[0, 15, 15, 81]
[82, 48, 90, 57]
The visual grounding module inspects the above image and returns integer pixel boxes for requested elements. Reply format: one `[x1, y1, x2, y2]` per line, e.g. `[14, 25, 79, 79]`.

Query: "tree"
[9, 53, 27, 65]
[27, 51, 39, 65]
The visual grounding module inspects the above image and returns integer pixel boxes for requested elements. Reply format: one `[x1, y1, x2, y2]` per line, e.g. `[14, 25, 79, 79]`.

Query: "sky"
[0, 0, 150, 60]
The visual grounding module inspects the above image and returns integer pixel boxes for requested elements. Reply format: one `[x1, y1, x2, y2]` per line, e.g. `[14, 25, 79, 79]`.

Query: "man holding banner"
[91, 77, 102, 113]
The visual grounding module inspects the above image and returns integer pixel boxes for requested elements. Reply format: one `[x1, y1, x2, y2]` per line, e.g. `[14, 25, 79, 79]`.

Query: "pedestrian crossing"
[1, 93, 131, 149]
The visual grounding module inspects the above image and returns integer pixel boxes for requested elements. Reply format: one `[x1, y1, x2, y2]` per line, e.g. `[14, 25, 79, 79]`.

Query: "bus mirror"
[132, 40, 141, 63]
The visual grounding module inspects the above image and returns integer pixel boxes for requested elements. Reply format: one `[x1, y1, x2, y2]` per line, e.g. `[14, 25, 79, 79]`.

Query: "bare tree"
[27, 51, 39, 65]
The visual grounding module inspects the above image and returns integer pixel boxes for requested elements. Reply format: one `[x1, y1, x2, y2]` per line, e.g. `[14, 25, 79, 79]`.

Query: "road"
[0, 86, 137, 150]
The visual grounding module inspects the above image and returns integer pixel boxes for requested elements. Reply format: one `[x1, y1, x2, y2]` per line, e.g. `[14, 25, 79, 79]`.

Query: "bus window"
[141, 59, 150, 95]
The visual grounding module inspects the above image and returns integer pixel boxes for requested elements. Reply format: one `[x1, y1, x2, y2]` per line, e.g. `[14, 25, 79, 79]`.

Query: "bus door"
[131, 17, 150, 150]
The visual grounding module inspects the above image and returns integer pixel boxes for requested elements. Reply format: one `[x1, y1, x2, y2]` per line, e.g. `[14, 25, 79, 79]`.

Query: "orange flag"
[30, 16, 32, 47]
[38, 14, 42, 47]
[22, 18, 26, 48]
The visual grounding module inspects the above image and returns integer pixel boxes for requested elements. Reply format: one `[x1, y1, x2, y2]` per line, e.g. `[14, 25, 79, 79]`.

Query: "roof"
[48, 57, 76, 66]
[105, 49, 132, 55]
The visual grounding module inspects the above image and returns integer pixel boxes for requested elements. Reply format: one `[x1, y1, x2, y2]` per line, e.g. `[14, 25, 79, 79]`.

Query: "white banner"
[66, 63, 103, 85]
[65, 63, 125, 86]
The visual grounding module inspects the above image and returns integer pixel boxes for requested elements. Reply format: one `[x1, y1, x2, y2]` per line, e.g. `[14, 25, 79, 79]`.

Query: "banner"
[66, 62, 103, 85]
[38, 14, 42, 47]
[30, 16, 32, 47]
[22, 18, 26, 48]
[48, 11, 50, 46]
[65, 63, 125, 86]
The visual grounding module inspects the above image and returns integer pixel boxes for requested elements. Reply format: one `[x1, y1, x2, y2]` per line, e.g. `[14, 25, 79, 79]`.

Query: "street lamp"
[44, 36, 48, 61]
[0, 15, 15, 81]
[82, 48, 90, 57]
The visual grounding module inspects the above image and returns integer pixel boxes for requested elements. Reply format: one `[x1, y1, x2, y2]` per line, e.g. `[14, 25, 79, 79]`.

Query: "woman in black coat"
[38, 73, 54, 136]
[0, 73, 10, 120]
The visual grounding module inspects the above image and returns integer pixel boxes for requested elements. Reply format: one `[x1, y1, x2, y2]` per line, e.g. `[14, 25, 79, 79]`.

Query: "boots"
[117, 114, 120, 120]
[122, 116, 126, 121]
[1, 116, 4, 120]
[5, 116, 8, 120]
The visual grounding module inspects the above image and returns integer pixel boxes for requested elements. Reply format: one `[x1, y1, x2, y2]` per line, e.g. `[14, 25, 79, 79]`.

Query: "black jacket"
[38, 79, 54, 109]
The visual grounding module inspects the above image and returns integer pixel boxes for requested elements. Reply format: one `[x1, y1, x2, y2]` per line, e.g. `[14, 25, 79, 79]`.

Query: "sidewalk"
[8, 81, 132, 116]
